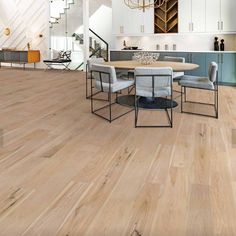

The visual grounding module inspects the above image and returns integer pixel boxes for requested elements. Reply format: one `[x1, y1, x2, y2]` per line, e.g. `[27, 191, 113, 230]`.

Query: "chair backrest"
[64, 51, 71, 60]
[91, 64, 117, 84]
[87, 57, 105, 72]
[52, 50, 71, 60]
[164, 56, 185, 63]
[135, 67, 173, 96]
[208, 62, 218, 82]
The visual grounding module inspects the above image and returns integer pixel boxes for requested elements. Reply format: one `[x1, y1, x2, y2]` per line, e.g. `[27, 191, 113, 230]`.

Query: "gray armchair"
[91, 64, 134, 122]
[179, 62, 218, 118]
[134, 67, 173, 128]
[163, 56, 185, 80]
[163, 56, 185, 96]
[86, 57, 105, 99]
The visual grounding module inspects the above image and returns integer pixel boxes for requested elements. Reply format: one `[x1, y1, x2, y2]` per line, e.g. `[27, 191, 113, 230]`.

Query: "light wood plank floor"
[0, 68, 236, 236]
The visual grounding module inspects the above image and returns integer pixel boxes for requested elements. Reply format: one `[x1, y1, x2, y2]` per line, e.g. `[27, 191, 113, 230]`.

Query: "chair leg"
[135, 95, 138, 127]
[184, 87, 187, 102]
[128, 85, 135, 94]
[91, 76, 94, 114]
[109, 91, 112, 123]
[215, 89, 219, 119]
[171, 97, 173, 128]
[181, 86, 219, 118]
[86, 71, 89, 99]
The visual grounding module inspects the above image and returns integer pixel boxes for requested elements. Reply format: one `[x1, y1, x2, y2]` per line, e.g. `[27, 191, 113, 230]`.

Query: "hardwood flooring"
[0, 68, 236, 236]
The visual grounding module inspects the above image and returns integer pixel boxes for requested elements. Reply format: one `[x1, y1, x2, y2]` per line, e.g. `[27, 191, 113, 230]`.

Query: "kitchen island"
[110, 50, 236, 86]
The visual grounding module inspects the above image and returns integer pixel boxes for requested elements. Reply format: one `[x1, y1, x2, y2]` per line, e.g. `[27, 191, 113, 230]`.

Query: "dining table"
[102, 60, 199, 109]
[103, 60, 199, 72]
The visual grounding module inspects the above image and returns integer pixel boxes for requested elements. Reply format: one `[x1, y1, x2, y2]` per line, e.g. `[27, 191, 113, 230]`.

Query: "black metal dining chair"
[179, 62, 219, 118]
[91, 64, 134, 123]
[134, 67, 174, 128]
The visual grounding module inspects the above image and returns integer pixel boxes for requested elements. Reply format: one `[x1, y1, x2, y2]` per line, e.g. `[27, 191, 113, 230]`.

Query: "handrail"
[74, 47, 103, 70]
[72, 29, 109, 70]
[89, 28, 109, 61]
[89, 47, 102, 58]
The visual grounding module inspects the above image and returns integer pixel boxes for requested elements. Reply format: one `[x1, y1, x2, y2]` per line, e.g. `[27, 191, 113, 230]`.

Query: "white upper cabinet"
[112, 0, 154, 35]
[178, 0, 192, 33]
[112, 0, 125, 34]
[191, 0, 206, 32]
[221, 0, 236, 32]
[206, 0, 236, 33]
[112, 0, 236, 35]
[179, 0, 205, 33]
[143, 7, 154, 34]
[206, 0, 221, 32]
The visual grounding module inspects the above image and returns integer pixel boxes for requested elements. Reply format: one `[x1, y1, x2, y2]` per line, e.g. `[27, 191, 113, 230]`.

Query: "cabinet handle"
[189, 53, 192, 62]
[192, 23, 194, 32]
[141, 25, 144, 33]
[221, 21, 223, 31]
[120, 26, 124, 34]
[189, 23, 191, 32]
[217, 54, 220, 64]
[217, 21, 220, 31]
[221, 54, 223, 64]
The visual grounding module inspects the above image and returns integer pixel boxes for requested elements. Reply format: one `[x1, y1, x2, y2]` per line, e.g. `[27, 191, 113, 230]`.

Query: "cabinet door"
[192, 0, 205, 32]
[127, 8, 143, 35]
[221, 53, 236, 84]
[143, 7, 154, 34]
[205, 53, 222, 82]
[119, 52, 134, 60]
[160, 52, 177, 60]
[189, 53, 206, 76]
[175, 52, 189, 62]
[110, 51, 121, 61]
[0, 51, 4, 62]
[179, 0, 192, 33]
[126, 8, 154, 35]
[221, 0, 236, 32]
[206, 0, 221, 32]
[112, 0, 126, 34]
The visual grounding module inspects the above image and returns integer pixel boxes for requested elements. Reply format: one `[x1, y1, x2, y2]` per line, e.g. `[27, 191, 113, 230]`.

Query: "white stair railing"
[49, 0, 74, 28]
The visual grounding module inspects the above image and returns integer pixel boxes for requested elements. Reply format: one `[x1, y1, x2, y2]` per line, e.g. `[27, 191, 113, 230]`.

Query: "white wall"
[0, 0, 49, 68]
[75, 5, 112, 45]
[114, 34, 236, 51]
[51, 0, 112, 45]
[0, 0, 112, 69]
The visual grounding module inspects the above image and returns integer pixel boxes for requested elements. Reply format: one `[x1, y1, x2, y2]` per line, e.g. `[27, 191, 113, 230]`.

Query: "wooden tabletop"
[103, 60, 199, 72]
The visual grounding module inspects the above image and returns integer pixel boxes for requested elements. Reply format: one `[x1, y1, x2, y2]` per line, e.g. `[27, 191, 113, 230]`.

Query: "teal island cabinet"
[110, 50, 236, 86]
[221, 53, 236, 85]
[175, 52, 206, 77]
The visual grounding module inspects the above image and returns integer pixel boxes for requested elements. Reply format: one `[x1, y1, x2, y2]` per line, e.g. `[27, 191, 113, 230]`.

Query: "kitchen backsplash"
[114, 34, 236, 51]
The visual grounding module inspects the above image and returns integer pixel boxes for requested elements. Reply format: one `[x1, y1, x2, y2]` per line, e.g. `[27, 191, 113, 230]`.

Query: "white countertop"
[110, 49, 236, 53]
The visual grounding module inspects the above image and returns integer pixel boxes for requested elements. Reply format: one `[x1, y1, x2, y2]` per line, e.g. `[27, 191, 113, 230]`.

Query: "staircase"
[49, 0, 75, 28]
[72, 28, 109, 70]
[49, 0, 109, 70]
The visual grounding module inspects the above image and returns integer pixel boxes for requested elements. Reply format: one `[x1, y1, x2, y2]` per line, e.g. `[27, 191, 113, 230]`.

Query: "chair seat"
[116, 70, 134, 78]
[173, 72, 184, 80]
[136, 86, 171, 98]
[179, 75, 215, 90]
[43, 59, 71, 63]
[95, 78, 134, 93]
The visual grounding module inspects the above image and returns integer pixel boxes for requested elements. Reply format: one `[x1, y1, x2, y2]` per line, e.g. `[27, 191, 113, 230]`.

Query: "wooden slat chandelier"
[124, 0, 166, 12]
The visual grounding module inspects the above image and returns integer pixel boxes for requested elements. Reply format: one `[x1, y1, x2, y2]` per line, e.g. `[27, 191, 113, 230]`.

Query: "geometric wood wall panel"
[155, 0, 178, 33]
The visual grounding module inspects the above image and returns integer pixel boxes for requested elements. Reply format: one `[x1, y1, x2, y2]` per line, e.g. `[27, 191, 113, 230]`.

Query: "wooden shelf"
[154, 0, 178, 34]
